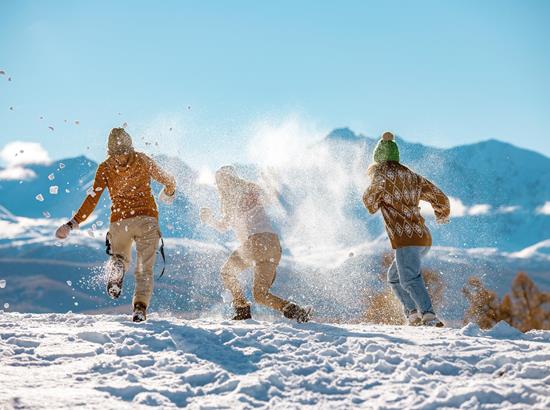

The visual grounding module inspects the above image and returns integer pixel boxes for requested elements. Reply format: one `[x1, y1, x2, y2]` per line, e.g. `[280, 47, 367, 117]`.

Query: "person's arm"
[420, 176, 451, 223]
[56, 164, 107, 239]
[363, 175, 385, 214]
[143, 154, 176, 195]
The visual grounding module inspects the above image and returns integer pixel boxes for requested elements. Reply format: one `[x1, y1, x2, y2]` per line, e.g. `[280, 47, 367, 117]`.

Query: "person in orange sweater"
[55, 128, 176, 322]
[363, 132, 450, 327]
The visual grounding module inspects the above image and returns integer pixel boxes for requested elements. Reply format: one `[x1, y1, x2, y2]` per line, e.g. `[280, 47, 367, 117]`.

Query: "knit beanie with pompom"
[373, 131, 399, 163]
[108, 128, 134, 155]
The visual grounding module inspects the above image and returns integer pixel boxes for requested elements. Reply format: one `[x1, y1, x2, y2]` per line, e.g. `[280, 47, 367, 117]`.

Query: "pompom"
[382, 131, 394, 141]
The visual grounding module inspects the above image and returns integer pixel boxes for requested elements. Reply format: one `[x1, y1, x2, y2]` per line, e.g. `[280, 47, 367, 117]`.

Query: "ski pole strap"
[105, 233, 113, 256]
[158, 237, 166, 279]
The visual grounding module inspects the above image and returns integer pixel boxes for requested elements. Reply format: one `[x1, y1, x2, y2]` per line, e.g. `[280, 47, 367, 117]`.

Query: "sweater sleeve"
[363, 175, 385, 214]
[72, 163, 108, 225]
[142, 154, 177, 194]
[420, 176, 451, 222]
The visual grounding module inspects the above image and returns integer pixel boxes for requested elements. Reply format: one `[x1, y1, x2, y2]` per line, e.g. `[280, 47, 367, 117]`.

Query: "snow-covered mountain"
[0, 130, 549, 317]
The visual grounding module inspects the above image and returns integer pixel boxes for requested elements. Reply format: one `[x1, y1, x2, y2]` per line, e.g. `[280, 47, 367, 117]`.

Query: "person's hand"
[159, 187, 176, 205]
[199, 208, 213, 224]
[55, 220, 77, 239]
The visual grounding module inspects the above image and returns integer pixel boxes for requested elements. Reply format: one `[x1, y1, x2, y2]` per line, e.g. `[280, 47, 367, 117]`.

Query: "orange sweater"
[72, 152, 176, 225]
[363, 162, 450, 249]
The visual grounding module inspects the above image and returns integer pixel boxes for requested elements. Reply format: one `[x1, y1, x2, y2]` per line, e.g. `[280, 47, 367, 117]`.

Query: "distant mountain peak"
[326, 128, 367, 142]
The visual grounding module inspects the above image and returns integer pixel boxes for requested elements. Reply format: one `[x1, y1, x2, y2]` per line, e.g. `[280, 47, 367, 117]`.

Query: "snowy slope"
[1, 313, 549, 409]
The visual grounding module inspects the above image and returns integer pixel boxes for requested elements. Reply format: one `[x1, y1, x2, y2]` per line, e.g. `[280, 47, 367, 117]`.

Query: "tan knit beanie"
[108, 128, 134, 155]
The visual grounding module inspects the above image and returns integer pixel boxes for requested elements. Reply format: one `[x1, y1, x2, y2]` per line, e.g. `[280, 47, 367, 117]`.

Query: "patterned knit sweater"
[363, 162, 450, 249]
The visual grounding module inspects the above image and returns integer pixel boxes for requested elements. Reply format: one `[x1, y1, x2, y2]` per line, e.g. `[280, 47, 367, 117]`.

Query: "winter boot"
[106, 258, 125, 299]
[133, 302, 147, 323]
[232, 305, 252, 320]
[407, 310, 422, 326]
[283, 303, 311, 323]
[421, 311, 444, 327]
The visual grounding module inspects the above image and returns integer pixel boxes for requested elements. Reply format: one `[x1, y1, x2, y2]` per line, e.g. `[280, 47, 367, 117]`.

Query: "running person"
[55, 128, 176, 322]
[200, 166, 310, 322]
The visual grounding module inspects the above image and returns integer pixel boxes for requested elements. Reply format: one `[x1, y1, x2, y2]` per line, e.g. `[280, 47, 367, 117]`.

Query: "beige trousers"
[107, 216, 160, 307]
[221, 232, 288, 311]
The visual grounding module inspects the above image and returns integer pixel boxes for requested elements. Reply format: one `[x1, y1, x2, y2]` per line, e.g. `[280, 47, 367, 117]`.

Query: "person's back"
[365, 161, 449, 249]
[73, 151, 173, 224]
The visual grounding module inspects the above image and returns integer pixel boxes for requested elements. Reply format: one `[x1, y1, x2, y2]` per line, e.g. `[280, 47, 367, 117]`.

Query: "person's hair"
[108, 128, 134, 156]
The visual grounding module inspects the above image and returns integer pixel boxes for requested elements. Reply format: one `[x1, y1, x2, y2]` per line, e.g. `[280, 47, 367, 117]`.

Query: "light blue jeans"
[387, 246, 434, 315]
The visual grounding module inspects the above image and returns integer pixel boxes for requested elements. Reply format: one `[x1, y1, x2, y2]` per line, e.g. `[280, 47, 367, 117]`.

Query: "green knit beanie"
[373, 132, 399, 163]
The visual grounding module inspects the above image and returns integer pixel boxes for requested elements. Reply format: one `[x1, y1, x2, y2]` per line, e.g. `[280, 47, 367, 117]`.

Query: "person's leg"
[386, 255, 417, 315]
[133, 217, 160, 309]
[106, 220, 133, 298]
[221, 251, 250, 308]
[253, 262, 289, 311]
[395, 246, 434, 314]
[243, 233, 289, 312]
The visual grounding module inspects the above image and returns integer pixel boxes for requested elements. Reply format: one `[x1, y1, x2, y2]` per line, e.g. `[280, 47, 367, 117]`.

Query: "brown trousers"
[107, 216, 160, 307]
[221, 232, 288, 311]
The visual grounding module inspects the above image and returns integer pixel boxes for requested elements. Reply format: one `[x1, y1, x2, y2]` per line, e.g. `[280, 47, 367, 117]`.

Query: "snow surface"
[1, 313, 549, 409]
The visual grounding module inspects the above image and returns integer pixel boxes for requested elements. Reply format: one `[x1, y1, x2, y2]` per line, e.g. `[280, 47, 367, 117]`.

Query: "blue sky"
[1, 0, 549, 168]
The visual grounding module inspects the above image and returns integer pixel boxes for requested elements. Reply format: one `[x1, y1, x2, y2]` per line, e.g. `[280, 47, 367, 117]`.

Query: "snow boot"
[421, 311, 444, 327]
[232, 305, 252, 320]
[106, 258, 125, 299]
[407, 310, 422, 326]
[283, 303, 311, 323]
[133, 302, 147, 322]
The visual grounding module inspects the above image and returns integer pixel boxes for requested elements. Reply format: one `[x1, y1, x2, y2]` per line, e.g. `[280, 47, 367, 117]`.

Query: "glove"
[55, 219, 78, 239]
[159, 187, 176, 205]
[199, 207, 213, 224]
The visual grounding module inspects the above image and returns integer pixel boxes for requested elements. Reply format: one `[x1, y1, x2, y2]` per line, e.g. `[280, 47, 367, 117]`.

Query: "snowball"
[48, 173, 55, 181]
[3, 303, 9, 309]
[0, 279, 6, 289]
[49, 186, 59, 195]
[42, 211, 51, 218]
[59, 163, 65, 169]
[35, 194, 44, 202]
[96, 221, 103, 227]
[66, 280, 72, 287]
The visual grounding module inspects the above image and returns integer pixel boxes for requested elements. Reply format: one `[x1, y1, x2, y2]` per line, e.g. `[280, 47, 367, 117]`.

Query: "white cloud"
[536, 201, 550, 215]
[421, 197, 492, 218]
[497, 205, 520, 214]
[0, 141, 51, 181]
[450, 197, 468, 217]
[0, 167, 37, 180]
[467, 204, 491, 216]
[0, 141, 51, 167]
